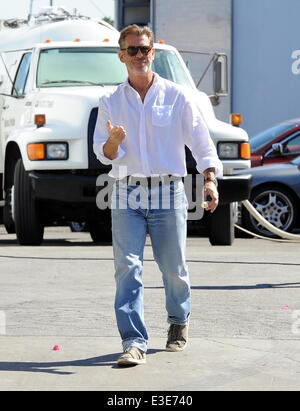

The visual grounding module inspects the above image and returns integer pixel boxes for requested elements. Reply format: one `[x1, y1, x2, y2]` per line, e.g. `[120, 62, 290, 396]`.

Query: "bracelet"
[204, 177, 218, 187]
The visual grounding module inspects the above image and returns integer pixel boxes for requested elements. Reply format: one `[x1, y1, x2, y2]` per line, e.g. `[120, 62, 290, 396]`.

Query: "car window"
[284, 134, 300, 154]
[12, 52, 32, 96]
[250, 123, 299, 151]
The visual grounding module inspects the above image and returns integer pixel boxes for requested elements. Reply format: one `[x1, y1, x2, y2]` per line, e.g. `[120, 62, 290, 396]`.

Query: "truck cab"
[0, 7, 251, 245]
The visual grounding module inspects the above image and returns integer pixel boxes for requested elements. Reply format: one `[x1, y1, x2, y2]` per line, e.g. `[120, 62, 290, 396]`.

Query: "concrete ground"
[0, 226, 300, 391]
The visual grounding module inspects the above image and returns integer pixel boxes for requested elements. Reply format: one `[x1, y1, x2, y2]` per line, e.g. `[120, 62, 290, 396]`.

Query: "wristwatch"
[204, 177, 218, 187]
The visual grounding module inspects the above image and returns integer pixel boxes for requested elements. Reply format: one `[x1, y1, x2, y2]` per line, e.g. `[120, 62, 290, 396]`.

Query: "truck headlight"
[218, 142, 239, 159]
[27, 142, 68, 160]
[46, 143, 68, 160]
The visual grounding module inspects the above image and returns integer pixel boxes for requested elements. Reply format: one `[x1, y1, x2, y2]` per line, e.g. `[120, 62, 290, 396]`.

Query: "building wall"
[232, 0, 300, 136]
[154, 0, 230, 53]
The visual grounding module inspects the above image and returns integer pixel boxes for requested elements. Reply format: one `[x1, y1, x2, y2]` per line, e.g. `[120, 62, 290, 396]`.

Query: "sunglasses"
[120, 46, 152, 56]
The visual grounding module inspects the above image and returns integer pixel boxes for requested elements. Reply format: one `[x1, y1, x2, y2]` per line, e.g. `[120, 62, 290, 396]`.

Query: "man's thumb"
[106, 120, 113, 131]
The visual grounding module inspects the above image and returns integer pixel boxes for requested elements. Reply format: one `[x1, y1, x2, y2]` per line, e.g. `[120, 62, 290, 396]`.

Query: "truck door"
[1, 52, 32, 144]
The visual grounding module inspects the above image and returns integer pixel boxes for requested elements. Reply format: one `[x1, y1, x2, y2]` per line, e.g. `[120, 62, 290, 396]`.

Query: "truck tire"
[13, 159, 44, 245]
[3, 187, 16, 234]
[208, 203, 234, 246]
[87, 213, 112, 244]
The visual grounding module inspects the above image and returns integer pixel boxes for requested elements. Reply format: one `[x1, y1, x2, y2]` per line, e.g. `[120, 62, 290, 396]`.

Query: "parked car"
[250, 119, 300, 167]
[236, 156, 300, 237]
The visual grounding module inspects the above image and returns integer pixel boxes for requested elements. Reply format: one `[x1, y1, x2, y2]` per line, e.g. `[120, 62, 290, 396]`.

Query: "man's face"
[119, 34, 155, 76]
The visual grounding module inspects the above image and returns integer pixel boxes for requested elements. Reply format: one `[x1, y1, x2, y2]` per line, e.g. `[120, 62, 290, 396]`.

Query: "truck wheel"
[3, 187, 16, 234]
[87, 213, 112, 244]
[13, 159, 44, 245]
[208, 203, 234, 246]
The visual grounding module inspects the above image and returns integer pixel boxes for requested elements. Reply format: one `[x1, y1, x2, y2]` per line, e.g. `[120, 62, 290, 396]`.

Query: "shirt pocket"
[152, 105, 173, 127]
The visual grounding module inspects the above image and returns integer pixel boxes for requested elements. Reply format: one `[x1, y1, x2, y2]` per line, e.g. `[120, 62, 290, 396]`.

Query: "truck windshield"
[36, 47, 195, 89]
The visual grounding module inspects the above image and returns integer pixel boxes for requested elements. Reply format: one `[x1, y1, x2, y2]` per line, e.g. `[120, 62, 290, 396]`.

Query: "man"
[93, 25, 222, 366]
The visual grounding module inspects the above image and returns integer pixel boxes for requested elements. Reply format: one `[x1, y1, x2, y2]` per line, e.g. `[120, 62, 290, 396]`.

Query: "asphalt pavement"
[0, 226, 299, 392]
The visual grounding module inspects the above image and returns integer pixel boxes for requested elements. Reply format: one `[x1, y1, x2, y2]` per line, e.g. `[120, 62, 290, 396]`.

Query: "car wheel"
[242, 185, 298, 237]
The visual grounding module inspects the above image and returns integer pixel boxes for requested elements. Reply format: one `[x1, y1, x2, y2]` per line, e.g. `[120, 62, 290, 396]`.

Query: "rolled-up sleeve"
[183, 99, 223, 178]
[93, 97, 125, 165]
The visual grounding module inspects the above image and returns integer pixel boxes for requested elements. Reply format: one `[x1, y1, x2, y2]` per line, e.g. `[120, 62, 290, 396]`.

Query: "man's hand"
[103, 120, 126, 160]
[204, 181, 219, 213]
[106, 120, 126, 144]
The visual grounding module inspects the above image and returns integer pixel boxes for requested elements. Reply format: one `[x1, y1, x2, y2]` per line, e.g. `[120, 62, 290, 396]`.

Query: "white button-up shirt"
[93, 73, 223, 179]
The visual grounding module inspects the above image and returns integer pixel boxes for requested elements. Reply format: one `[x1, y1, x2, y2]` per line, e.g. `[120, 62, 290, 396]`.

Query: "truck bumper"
[218, 174, 252, 205]
[29, 171, 100, 203]
[29, 171, 252, 205]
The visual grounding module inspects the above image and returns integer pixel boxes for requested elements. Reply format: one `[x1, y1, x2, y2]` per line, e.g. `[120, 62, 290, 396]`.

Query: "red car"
[250, 119, 300, 167]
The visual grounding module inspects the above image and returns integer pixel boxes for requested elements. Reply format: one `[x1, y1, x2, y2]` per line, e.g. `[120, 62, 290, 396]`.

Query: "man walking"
[93, 25, 222, 366]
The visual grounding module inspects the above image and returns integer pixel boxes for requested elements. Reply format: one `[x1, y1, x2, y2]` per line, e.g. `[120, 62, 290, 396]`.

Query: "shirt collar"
[122, 72, 161, 91]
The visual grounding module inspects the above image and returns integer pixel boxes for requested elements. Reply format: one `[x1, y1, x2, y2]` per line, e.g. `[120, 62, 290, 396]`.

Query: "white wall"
[232, 0, 300, 136]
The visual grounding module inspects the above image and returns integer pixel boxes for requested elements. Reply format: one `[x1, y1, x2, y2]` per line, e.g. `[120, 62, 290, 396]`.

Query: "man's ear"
[151, 48, 156, 61]
[118, 50, 125, 63]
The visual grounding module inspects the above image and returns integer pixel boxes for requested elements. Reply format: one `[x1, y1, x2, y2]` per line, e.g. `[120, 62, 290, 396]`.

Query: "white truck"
[0, 7, 251, 245]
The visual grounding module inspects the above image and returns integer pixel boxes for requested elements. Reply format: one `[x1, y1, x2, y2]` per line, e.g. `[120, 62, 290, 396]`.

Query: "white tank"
[0, 18, 119, 52]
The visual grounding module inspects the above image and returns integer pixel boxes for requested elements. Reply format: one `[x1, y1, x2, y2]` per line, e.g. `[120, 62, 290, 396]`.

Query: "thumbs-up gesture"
[106, 120, 126, 144]
[103, 120, 126, 160]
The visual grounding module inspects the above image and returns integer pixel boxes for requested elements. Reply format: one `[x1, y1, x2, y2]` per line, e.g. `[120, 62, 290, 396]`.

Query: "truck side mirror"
[213, 53, 228, 96]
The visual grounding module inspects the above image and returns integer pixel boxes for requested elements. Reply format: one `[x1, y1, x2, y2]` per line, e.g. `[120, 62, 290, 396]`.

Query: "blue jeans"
[111, 179, 191, 353]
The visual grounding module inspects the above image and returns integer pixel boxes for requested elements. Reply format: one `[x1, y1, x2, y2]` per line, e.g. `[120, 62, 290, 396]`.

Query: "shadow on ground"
[0, 348, 164, 375]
